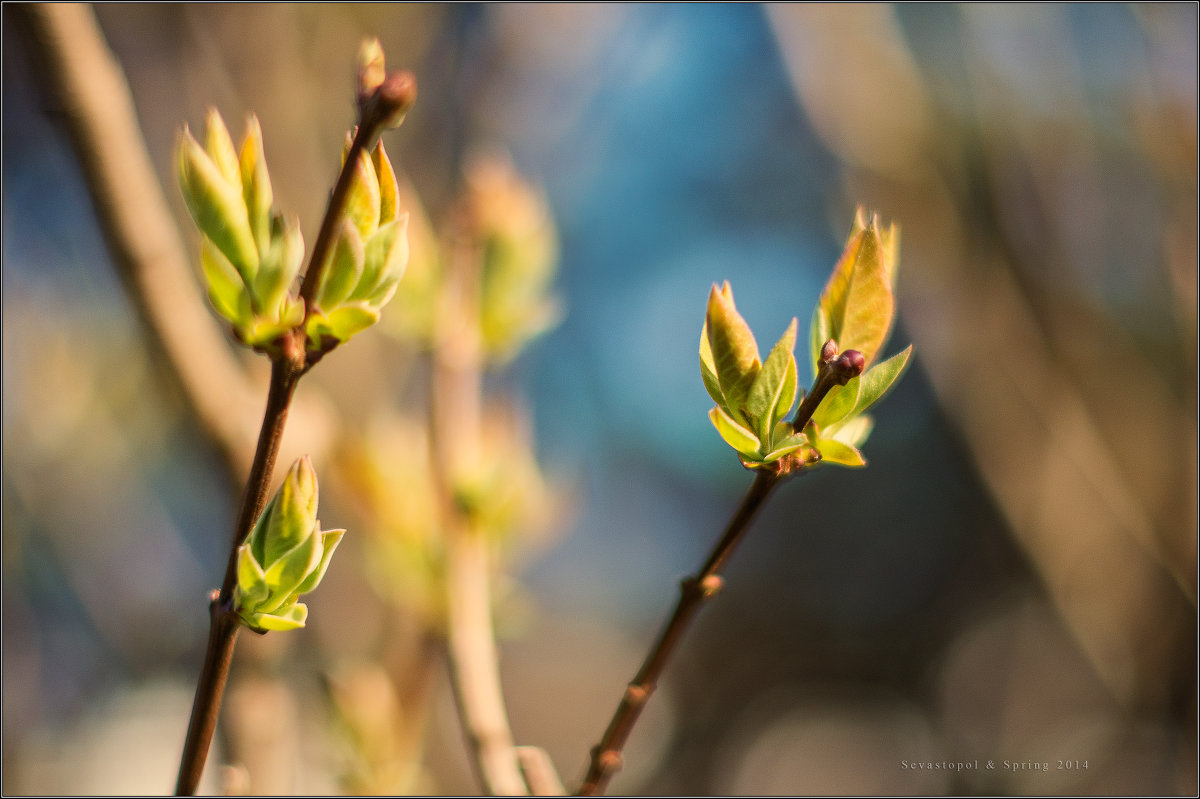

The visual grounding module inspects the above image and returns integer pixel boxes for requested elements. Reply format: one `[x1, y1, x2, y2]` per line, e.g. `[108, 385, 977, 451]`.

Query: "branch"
[429, 223, 529, 796]
[576, 352, 855, 795]
[16, 1, 262, 477]
[175, 354, 301, 795]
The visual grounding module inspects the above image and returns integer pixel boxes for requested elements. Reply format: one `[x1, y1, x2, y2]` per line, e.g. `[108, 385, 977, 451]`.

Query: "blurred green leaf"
[815, 437, 867, 468]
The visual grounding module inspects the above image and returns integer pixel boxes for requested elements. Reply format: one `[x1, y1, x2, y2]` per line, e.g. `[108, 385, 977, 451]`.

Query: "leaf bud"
[820, 338, 839, 364]
[832, 349, 865, 385]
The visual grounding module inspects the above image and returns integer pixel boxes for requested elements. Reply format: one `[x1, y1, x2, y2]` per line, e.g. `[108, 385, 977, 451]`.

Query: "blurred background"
[2, 3, 1195, 795]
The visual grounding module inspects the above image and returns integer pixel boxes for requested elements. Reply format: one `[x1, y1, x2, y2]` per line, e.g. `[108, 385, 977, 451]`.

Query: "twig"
[16, 2, 262, 477]
[577, 355, 853, 796]
[428, 220, 529, 796]
[175, 352, 301, 794]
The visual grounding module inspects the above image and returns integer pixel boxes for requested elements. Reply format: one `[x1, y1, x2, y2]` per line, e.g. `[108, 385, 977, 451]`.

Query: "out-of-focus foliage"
[3, 3, 1194, 796]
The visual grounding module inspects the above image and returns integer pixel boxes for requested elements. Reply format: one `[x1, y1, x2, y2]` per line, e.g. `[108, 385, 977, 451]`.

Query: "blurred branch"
[430, 220, 528, 796]
[767, 4, 1196, 712]
[17, 2, 264, 477]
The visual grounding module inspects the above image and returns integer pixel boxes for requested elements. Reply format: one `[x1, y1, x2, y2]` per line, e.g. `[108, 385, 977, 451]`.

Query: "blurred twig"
[430, 218, 529, 796]
[18, 2, 264, 477]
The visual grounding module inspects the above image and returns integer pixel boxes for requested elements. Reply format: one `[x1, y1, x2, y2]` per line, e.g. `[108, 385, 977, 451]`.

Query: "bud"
[178, 110, 305, 350]
[356, 38, 386, 110]
[354, 37, 417, 133]
[832, 349, 865, 385]
[820, 338, 839, 364]
[234, 457, 345, 632]
[306, 137, 411, 353]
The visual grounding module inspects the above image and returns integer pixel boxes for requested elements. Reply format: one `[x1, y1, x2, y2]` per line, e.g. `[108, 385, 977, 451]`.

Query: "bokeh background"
[3, 3, 1196, 795]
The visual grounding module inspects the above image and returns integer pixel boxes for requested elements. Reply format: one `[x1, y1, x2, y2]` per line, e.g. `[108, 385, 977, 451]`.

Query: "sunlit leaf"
[235, 545, 270, 610]
[845, 345, 912, 420]
[706, 282, 761, 416]
[238, 115, 273, 256]
[316, 221, 365, 310]
[199, 237, 245, 323]
[815, 437, 867, 468]
[292, 529, 346, 596]
[746, 318, 798, 442]
[247, 601, 308, 632]
[708, 405, 760, 457]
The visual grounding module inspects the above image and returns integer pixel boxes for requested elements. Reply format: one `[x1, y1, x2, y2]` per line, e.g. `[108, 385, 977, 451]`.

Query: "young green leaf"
[816, 209, 897, 367]
[699, 320, 727, 407]
[844, 345, 912, 421]
[708, 405, 761, 457]
[249, 601, 309, 632]
[199, 237, 246, 323]
[292, 529, 346, 596]
[812, 374, 862, 430]
[342, 135, 382, 240]
[808, 302, 831, 380]
[238, 115, 273, 256]
[316, 221, 366, 310]
[178, 127, 259, 280]
[830, 414, 874, 448]
[745, 318, 798, 442]
[815, 437, 867, 468]
[706, 282, 761, 417]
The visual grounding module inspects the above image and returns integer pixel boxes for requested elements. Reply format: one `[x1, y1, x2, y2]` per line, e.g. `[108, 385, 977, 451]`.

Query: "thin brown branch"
[175, 355, 301, 795]
[576, 471, 779, 796]
[17, 1, 261, 476]
[577, 358, 850, 796]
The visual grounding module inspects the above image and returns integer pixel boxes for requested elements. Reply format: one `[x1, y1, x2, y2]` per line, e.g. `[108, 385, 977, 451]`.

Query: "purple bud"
[832, 350, 865, 384]
[820, 338, 839, 364]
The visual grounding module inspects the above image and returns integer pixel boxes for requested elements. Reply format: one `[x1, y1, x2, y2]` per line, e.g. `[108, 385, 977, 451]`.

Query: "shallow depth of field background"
[2, 4, 1196, 795]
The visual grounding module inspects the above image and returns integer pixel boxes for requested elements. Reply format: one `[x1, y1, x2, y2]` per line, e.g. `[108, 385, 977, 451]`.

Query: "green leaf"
[706, 282, 761, 417]
[844, 345, 912, 420]
[342, 137, 381, 240]
[200, 237, 246, 323]
[813, 374, 861, 430]
[699, 319, 726, 407]
[246, 601, 308, 632]
[762, 432, 809, 463]
[251, 215, 303, 315]
[355, 216, 409, 303]
[235, 544, 270, 611]
[815, 437, 867, 468]
[708, 405, 761, 457]
[808, 303, 830, 381]
[373, 142, 400, 226]
[316, 221, 365, 310]
[262, 457, 318, 566]
[831, 414, 874, 448]
[178, 128, 259, 280]
[292, 528, 345, 596]
[306, 304, 381, 347]
[818, 211, 895, 367]
[745, 318, 798, 442]
[203, 108, 241, 185]
[773, 347, 798, 429]
[238, 115, 273, 256]
[260, 528, 321, 613]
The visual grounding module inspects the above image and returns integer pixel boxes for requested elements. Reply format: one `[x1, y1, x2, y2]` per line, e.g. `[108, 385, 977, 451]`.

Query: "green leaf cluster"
[700, 282, 808, 467]
[306, 136, 411, 352]
[235, 456, 345, 631]
[386, 154, 559, 364]
[178, 110, 305, 347]
[701, 208, 912, 470]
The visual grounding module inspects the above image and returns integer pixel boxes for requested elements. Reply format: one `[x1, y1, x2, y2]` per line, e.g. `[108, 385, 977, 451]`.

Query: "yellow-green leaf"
[708, 405, 761, 457]
[818, 210, 895, 367]
[745, 318, 798, 442]
[239, 115, 274, 256]
[706, 282, 761, 416]
[815, 437, 867, 468]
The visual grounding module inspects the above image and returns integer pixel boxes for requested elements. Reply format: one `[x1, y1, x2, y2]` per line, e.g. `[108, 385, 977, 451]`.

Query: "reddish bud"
[820, 338, 839, 364]
[832, 349, 865, 384]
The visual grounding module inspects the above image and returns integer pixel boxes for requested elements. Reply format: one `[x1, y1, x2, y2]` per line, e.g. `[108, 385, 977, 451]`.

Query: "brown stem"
[16, 2, 262, 477]
[577, 471, 780, 796]
[175, 353, 301, 795]
[298, 124, 377, 316]
[577, 354, 854, 796]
